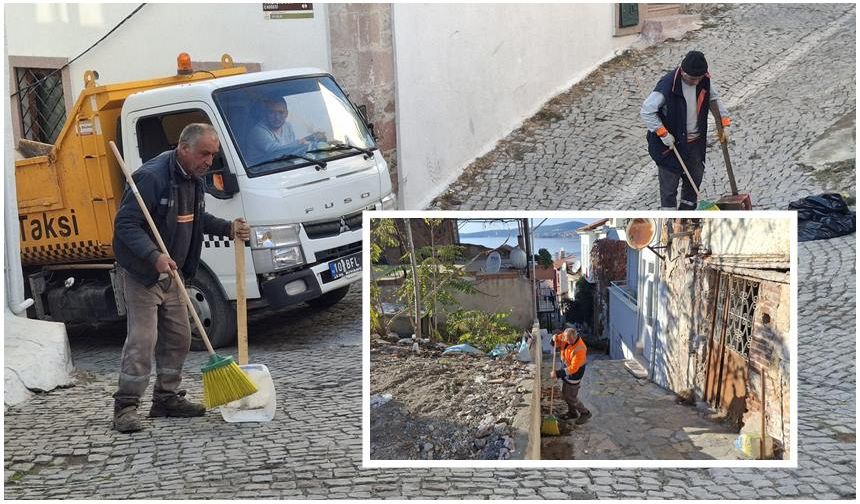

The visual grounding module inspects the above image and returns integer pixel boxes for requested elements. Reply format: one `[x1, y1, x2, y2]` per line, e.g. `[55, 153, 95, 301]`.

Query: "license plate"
[328, 252, 362, 280]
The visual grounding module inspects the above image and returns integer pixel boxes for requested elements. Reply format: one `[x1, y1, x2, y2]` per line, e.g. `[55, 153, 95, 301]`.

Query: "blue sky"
[458, 218, 597, 234]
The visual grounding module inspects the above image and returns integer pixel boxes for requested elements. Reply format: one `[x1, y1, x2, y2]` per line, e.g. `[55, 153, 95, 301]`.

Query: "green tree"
[562, 276, 595, 325]
[369, 218, 399, 334]
[535, 248, 553, 268]
[445, 309, 520, 352]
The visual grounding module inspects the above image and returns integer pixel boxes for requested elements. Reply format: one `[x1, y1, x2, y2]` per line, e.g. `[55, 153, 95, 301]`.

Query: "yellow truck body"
[15, 63, 246, 266]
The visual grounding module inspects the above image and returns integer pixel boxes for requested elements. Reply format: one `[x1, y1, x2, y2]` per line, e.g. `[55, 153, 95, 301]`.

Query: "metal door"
[704, 273, 758, 429]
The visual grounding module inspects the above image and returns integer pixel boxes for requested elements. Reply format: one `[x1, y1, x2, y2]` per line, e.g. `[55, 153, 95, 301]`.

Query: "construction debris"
[369, 335, 532, 460]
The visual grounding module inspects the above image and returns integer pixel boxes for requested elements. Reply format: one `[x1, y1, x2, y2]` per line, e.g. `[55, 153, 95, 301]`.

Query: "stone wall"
[328, 4, 398, 193]
[657, 219, 792, 458]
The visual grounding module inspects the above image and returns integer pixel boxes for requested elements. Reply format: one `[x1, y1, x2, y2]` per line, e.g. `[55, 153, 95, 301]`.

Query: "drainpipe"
[4, 39, 33, 317]
[648, 218, 662, 381]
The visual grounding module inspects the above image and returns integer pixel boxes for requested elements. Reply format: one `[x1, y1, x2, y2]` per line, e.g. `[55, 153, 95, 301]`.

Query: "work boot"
[575, 411, 592, 425]
[113, 405, 144, 433]
[149, 390, 206, 418]
[560, 410, 580, 421]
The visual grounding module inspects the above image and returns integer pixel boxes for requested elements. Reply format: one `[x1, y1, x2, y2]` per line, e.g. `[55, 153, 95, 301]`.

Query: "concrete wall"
[391, 4, 637, 208]
[377, 271, 534, 333]
[5, 3, 331, 98]
[328, 4, 398, 192]
[702, 218, 791, 257]
[455, 272, 534, 330]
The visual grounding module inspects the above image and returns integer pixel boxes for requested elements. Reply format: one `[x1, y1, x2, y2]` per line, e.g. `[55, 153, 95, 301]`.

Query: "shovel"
[220, 237, 277, 422]
[710, 101, 752, 210]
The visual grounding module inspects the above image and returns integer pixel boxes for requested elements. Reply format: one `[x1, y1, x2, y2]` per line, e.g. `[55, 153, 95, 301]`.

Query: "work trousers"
[114, 267, 191, 408]
[561, 380, 590, 416]
[658, 138, 705, 210]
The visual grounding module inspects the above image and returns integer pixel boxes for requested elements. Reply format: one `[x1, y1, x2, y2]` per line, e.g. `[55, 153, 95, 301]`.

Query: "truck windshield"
[213, 76, 376, 176]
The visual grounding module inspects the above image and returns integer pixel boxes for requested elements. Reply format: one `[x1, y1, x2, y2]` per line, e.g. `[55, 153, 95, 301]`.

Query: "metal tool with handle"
[709, 101, 738, 195]
[108, 141, 219, 356]
[709, 102, 752, 210]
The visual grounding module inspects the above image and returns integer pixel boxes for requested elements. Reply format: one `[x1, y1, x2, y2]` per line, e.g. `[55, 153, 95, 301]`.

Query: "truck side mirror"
[357, 104, 376, 139]
[204, 154, 240, 199]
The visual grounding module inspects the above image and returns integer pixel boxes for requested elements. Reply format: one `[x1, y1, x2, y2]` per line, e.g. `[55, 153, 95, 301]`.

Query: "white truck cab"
[119, 68, 394, 347]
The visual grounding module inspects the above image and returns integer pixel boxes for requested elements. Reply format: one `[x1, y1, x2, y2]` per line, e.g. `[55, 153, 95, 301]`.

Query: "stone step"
[641, 14, 703, 44]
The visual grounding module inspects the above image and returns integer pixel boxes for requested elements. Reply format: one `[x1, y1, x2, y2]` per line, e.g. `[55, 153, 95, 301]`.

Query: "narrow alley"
[542, 356, 740, 460]
[431, 3, 855, 211]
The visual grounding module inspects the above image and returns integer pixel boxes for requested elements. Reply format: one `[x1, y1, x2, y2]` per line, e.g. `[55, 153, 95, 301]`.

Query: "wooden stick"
[235, 237, 249, 366]
[761, 367, 767, 460]
[709, 101, 739, 195]
[109, 141, 216, 356]
[670, 144, 704, 200]
[549, 343, 557, 416]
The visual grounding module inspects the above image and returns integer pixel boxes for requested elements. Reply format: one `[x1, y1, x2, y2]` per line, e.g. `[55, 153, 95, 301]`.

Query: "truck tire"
[185, 268, 235, 351]
[306, 284, 350, 309]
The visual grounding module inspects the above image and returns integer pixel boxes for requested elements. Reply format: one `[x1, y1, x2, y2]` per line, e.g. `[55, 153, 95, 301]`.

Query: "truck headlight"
[272, 246, 304, 269]
[251, 224, 301, 249]
[377, 193, 397, 210]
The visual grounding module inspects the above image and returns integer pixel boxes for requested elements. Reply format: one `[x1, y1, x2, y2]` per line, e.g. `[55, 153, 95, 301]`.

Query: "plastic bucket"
[219, 363, 276, 422]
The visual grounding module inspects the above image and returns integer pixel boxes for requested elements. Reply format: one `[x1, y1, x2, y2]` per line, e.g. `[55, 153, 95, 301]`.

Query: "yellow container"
[16, 60, 246, 266]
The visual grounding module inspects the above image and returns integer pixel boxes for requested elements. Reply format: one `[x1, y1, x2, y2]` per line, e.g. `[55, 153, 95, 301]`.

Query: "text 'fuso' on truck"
[15, 53, 395, 348]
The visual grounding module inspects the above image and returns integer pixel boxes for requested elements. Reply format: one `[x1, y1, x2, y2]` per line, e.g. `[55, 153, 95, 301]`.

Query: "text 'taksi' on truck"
[15, 53, 395, 349]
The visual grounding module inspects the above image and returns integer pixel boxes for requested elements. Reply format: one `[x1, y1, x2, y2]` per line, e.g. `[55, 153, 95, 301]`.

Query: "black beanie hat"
[681, 51, 708, 77]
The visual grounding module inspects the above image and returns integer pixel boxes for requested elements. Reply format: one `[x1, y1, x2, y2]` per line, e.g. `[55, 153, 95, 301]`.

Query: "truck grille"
[314, 241, 362, 264]
[303, 212, 363, 240]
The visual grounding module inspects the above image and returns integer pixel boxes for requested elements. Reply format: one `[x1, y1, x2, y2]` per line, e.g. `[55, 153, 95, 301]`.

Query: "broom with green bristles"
[109, 141, 258, 408]
[670, 144, 720, 211]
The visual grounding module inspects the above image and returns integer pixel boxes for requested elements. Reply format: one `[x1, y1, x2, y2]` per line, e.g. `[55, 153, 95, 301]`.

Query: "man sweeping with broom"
[550, 328, 592, 425]
[111, 123, 251, 433]
[641, 50, 732, 210]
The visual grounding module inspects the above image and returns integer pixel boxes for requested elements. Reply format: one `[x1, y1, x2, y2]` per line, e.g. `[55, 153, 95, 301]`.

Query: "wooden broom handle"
[549, 343, 557, 416]
[109, 141, 217, 356]
[670, 144, 704, 200]
[235, 237, 248, 365]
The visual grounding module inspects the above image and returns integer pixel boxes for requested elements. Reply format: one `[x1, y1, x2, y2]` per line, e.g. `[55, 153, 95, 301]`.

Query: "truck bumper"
[259, 257, 361, 310]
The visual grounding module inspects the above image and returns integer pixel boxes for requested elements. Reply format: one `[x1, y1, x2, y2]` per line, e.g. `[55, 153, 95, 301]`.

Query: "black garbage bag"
[788, 193, 856, 242]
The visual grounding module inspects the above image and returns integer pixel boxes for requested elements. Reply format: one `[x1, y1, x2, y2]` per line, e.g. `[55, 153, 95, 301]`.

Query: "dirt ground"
[369, 334, 533, 460]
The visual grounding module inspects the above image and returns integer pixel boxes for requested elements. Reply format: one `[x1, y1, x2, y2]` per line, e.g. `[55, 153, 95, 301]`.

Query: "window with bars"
[16, 68, 67, 144]
[723, 275, 759, 358]
[708, 272, 760, 359]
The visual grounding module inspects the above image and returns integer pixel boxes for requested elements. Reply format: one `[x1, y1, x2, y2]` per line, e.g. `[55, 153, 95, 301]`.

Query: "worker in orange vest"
[550, 328, 592, 425]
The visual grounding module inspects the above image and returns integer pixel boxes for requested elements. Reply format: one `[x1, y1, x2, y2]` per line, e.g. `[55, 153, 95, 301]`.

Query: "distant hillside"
[460, 221, 591, 239]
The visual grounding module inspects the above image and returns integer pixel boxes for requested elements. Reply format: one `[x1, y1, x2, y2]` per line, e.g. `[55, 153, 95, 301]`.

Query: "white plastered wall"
[5, 3, 332, 97]
[702, 218, 791, 257]
[392, 3, 637, 209]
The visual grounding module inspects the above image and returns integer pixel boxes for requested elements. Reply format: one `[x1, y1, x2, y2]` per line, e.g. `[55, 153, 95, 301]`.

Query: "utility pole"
[403, 219, 422, 340]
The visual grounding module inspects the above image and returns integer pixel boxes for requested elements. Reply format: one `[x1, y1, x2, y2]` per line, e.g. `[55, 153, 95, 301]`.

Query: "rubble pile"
[369, 333, 533, 460]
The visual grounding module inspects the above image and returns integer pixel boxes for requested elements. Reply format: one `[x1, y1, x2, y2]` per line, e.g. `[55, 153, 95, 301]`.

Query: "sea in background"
[459, 235, 581, 260]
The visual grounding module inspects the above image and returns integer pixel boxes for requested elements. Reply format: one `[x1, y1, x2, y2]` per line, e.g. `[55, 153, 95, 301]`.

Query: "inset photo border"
[362, 210, 798, 469]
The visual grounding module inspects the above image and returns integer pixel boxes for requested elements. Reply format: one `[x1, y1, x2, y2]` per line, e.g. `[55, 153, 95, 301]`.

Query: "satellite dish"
[625, 218, 658, 250]
[485, 251, 501, 273]
[570, 258, 582, 273]
[509, 246, 527, 269]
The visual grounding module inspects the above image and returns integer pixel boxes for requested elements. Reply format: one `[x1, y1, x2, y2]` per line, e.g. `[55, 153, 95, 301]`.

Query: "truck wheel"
[185, 269, 235, 351]
[306, 285, 350, 309]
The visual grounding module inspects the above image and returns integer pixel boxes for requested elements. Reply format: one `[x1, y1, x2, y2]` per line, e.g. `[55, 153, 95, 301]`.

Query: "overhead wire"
[10, 4, 147, 99]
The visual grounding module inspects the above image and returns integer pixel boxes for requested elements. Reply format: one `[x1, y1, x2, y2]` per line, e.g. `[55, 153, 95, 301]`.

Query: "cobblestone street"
[5, 234, 856, 498]
[3, 2, 856, 500]
[431, 3, 856, 211]
[542, 358, 741, 461]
